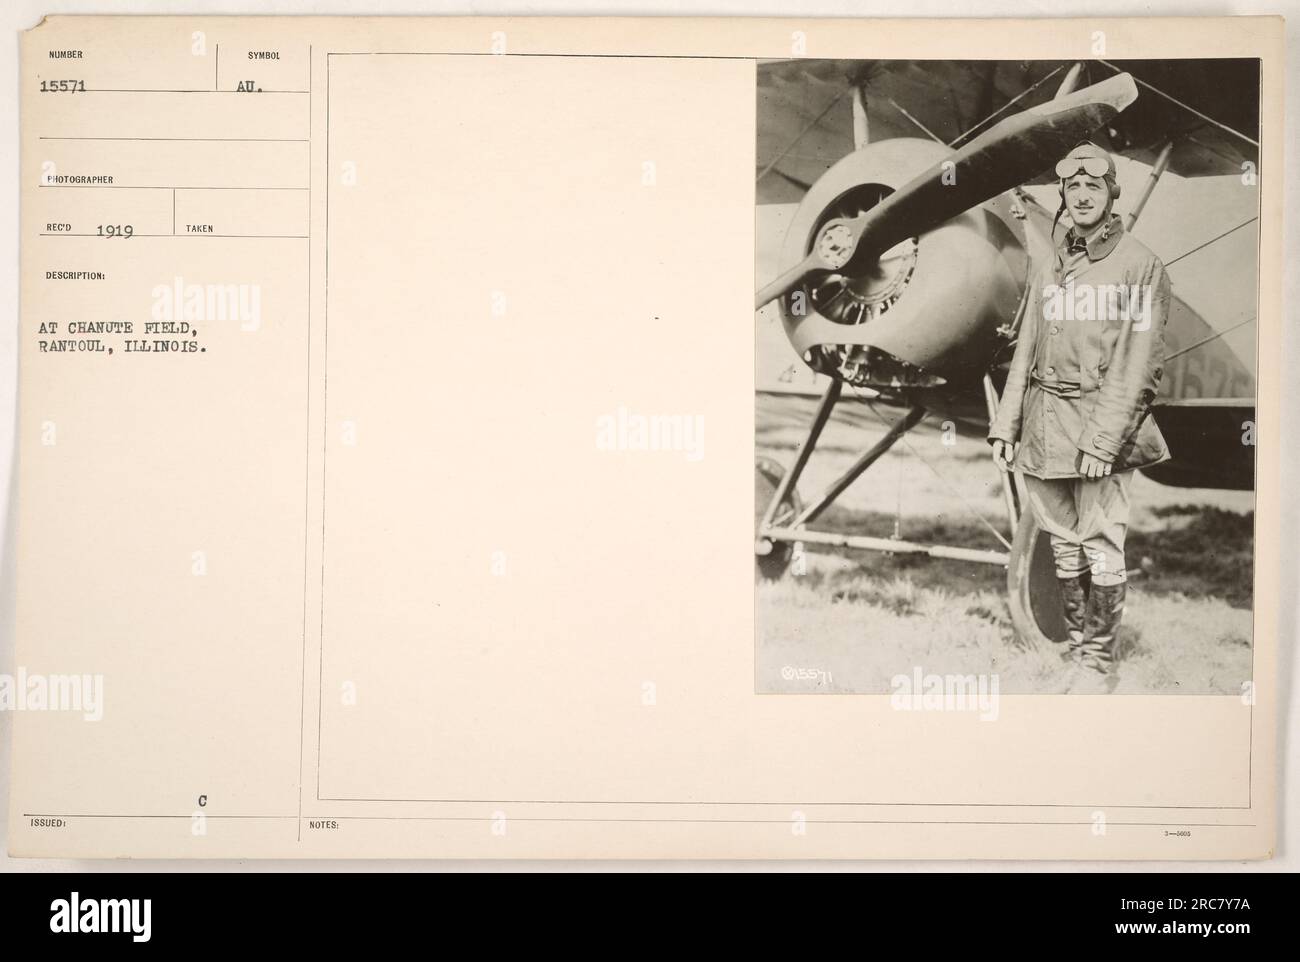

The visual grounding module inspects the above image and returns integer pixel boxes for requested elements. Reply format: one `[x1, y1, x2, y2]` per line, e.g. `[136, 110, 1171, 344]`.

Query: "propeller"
[755, 71, 1138, 312]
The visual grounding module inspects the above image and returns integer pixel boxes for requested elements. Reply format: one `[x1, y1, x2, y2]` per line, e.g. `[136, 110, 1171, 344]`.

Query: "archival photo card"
[9, 15, 1283, 860]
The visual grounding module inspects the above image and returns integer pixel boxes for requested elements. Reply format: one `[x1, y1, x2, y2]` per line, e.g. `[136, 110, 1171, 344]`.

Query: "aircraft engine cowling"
[778, 138, 1030, 390]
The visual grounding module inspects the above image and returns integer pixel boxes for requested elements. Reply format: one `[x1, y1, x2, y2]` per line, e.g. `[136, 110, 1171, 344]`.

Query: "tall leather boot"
[1057, 571, 1091, 661]
[1072, 581, 1126, 692]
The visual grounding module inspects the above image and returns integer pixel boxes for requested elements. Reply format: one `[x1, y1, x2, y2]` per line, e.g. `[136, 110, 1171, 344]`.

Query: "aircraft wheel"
[1006, 508, 1069, 652]
[755, 457, 803, 581]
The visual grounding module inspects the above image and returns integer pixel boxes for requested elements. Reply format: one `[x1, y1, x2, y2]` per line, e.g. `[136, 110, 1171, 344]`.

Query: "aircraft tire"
[1006, 508, 1071, 653]
[755, 457, 803, 581]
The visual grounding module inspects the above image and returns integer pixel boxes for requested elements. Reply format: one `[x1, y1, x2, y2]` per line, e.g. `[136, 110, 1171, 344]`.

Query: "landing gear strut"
[754, 381, 1010, 582]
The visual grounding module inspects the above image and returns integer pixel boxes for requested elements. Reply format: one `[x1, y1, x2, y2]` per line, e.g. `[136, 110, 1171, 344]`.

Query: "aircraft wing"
[757, 58, 1260, 207]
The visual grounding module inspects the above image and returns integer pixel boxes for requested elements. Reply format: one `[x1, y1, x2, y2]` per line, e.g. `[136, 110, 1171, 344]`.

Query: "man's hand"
[991, 440, 1016, 473]
[1079, 452, 1113, 479]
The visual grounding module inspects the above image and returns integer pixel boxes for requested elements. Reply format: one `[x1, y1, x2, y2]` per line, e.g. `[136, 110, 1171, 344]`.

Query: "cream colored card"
[11, 15, 1281, 859]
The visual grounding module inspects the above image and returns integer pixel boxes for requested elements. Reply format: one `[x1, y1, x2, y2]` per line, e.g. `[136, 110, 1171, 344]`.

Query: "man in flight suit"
[988, 141, 1172, 692]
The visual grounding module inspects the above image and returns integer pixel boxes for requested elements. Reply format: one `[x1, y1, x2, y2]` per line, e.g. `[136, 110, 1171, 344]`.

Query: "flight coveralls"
[988, 213, 1171, 671]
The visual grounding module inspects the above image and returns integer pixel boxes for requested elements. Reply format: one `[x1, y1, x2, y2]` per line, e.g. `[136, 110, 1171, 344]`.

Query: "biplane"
[752, 58, 1259, 647]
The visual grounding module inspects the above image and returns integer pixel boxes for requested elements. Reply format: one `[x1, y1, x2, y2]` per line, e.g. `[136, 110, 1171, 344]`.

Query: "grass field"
[756, 394, 1255, 695]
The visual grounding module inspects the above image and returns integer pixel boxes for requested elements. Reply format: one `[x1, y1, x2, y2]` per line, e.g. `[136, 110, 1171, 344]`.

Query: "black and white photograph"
[754, 58, 1260, 695]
